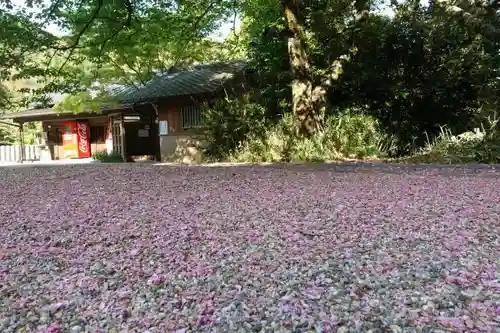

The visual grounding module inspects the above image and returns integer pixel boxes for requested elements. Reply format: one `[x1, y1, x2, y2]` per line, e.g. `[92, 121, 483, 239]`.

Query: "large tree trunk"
[282, 0, 326, 137]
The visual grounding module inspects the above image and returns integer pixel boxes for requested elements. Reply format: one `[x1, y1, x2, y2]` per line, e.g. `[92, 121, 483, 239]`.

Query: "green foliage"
[0, 9, 60, 110]
[327, 2, 500, 153]
[23, 122, 42, 145]
[202, 96, 269, 160]
[400, 113, 500, 164]
[239, 0, 291, 114]
[92, 150, 124, 162]
[0, 124, 18, 145]
[324, 109, 398, 159]
[54, 91, 120, 113]
[0, 121, 41, 145]
[0, 10, 54, 80]
[230, 109, 395, 163]
[0, 83, 10, 110]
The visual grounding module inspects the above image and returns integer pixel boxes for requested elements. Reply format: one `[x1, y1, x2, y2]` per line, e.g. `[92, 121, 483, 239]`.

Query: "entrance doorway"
[109, 112, 159, 161]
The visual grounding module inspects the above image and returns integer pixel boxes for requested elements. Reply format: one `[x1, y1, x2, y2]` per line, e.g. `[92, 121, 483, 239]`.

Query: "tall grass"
[399, 112, 500, 164]
[230, 109, 397, 163]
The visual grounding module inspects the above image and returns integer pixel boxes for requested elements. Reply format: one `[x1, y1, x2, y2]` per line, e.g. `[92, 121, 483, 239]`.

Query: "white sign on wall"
[159, 120, 168, 136]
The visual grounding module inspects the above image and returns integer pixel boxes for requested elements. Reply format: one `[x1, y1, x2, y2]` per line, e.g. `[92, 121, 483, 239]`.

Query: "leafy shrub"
[231, 108, 396, 163]
[203, 96, 269, 160]
[324, 109, 397, 159]
[400, 113, 500, 164]
[92, 150, 124, 163]
[0, 124, 17, 145]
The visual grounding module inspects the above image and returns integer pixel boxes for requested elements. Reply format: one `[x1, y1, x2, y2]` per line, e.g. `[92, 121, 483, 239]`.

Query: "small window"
[53, 128, 63, 144]
[181, 105, 204, 129]
[90, 126, 106, 143]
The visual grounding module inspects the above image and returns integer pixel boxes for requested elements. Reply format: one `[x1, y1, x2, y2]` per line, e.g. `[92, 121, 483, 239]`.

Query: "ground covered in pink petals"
[0, 163, 499, 332]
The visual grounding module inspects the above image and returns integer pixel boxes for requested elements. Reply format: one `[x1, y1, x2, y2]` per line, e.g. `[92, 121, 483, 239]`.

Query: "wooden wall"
[156, 94, 211, 162]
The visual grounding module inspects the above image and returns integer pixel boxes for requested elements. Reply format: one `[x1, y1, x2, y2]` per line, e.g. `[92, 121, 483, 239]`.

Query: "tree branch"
[225, 0, 241, 53]
[96, 2, 134, 62]
[172, 0, 222, 66]
[320, 0, 369, 88]
[123, 58, 148, 86]
[105, 55, 141, 89]
[57, 0, 104, 73]
[436, 0, 500, 36]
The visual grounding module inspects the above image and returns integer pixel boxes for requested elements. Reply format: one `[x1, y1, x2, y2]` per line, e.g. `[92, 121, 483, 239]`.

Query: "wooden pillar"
[46, 124, 56, 160]
[119, 113, 126, 162]
[19, 122, 25, 163]
[150, 103, 161, 161]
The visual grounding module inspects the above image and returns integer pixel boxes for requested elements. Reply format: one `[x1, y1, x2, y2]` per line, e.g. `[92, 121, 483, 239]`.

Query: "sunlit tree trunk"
[282, 0, 326, 137]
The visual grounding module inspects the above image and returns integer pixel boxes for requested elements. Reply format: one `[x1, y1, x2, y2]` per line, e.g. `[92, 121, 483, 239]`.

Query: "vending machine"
[62, 120, 91, 158]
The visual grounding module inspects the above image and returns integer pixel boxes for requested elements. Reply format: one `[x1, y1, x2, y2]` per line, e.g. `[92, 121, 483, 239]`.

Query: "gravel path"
[0, 163, 499, 332]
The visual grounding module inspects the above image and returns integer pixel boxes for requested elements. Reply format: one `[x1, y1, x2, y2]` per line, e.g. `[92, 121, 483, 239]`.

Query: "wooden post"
[150, 103, 161, 161]
[19, 123, 25, 163]
[119, 113, 126, 162]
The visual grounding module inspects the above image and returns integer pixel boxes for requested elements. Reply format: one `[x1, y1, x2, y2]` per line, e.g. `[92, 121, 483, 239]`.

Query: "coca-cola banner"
[76, 121, 91, 158]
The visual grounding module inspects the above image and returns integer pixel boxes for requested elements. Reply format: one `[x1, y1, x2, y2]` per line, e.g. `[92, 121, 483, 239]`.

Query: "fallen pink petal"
[38, 323, 61, 333]
[0, 163, 499, 331]
[147, 274, 165, 286]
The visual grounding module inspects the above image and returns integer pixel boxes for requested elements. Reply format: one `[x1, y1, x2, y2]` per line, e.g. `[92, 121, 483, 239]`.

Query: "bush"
[230, 108, 396, 163]
[92, 150, 124, 163]
[324, 109, 397, 159]
[399, 113, 500, 164]
[202, 96, 270, 160]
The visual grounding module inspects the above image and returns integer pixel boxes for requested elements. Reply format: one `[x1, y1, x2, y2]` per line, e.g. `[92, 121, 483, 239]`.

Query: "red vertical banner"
[76, 121, 91, 158]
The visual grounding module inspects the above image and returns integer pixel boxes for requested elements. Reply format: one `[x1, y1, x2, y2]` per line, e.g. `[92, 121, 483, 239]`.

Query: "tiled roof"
[117, 60, 247, 104]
